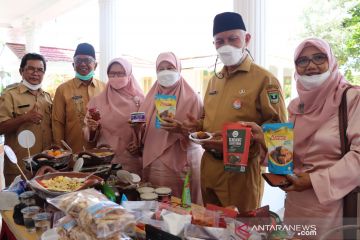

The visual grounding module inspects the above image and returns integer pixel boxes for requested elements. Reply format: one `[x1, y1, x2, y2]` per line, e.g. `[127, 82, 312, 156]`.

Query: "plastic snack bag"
[263, 122, 294, 175]
[223, 123, 251, 173]
[154, 94, 176, 128]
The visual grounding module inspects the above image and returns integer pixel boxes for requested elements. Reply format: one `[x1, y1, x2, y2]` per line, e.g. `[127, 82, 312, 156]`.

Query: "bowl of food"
[77, 145, 115, 167]
[24, 147, 72, 173]
[189, 131, 213, 144]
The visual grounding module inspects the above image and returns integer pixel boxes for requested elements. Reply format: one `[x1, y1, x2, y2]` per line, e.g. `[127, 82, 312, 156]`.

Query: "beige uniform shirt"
[52, 78, 106, 153]
[201, 56, 287, 211]
[0, 83, 52, 184]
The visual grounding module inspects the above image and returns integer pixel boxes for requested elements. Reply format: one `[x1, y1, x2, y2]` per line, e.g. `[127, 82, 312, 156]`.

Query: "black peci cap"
[74, 43, 96, 59]
[213, 12, 246, 36]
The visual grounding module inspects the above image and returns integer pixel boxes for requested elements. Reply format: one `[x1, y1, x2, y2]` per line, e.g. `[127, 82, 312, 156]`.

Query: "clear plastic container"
[33, 212, 51, 234]
[21, 206, 40, 232]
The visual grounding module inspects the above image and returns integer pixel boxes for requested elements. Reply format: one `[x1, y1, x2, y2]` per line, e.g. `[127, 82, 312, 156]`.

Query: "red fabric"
[0, 221, 17, 240]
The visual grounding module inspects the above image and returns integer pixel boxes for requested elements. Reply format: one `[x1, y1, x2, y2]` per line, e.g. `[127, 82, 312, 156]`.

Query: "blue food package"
[263, 122, 294, 175]
[154, 94, 176, 129]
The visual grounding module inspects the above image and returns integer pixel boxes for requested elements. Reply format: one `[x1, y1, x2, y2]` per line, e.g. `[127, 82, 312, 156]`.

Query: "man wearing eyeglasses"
[52, 43, 105, 153]
[0, 53, 52, 185]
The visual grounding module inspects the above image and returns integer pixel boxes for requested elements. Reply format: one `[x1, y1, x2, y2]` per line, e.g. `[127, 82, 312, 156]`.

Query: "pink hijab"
[288, 38, 350, 160]
[139, 52, 203, 170]
[87, 58, 145, 155]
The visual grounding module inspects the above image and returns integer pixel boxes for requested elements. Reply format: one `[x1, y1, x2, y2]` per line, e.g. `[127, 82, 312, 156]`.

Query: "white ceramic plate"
[189, 132, 212, 144]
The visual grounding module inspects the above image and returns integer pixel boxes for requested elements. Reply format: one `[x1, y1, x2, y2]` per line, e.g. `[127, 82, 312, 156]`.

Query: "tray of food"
[29, 169, 103, 199]
[77, 145, 115, 167]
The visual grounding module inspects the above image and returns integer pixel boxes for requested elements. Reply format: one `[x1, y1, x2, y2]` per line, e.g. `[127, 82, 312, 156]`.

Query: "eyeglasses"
[295, 53, 328, 68]
[108, 72, 126, 78]
[24, 66, 45, 74]
[74, 56, 96, 65]
[214, 35, 241, 47]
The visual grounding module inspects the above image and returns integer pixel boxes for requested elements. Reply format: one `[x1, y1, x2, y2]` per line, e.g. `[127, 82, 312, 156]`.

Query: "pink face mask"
[108, 77, 129, 90]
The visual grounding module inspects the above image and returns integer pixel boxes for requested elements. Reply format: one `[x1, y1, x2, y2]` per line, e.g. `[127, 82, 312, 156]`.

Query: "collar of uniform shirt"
[74, 77, 96, 88]
[18, 82, 45, 95]
[221, 55, 252, 78]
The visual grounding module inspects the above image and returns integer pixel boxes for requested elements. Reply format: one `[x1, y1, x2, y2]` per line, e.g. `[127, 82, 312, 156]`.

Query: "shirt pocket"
[70, 95, 86, 125]
[14, 103, 31, 117]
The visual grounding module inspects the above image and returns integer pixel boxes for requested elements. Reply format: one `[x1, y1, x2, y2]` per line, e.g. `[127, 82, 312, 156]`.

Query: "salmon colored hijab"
[139, 52, 203, 170]
[87, 58, 144, 155]
[288, 38, 350, 160]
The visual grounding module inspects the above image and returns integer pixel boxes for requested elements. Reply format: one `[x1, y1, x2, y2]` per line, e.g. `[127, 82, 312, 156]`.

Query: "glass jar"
[140, 192, 158, 201]
[155, 187, 172, 203]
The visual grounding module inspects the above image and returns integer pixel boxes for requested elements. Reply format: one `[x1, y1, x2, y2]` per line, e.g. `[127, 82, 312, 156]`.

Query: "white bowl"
[189, 132, 212, 144]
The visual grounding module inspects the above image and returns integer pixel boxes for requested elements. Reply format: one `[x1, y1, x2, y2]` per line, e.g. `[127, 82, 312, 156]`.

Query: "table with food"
[0, 128, 303, 240]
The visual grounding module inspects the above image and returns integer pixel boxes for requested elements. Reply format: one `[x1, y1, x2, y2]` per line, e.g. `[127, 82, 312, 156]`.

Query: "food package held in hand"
[154, 94, 176, 128]
[263, 122, 294, 175]
[223, 123, 251, 173]
[89, 107, 101, 121]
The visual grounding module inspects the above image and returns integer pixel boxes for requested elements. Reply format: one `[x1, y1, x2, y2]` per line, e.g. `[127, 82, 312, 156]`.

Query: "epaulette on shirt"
[3, 83, 19, 91]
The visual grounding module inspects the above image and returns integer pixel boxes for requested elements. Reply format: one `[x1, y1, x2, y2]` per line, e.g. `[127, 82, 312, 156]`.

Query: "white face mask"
[216, 45, 246, 66]
[157, 70, 180, 87]
[298, 70, 331, 90]
[22, 79, 42, 91]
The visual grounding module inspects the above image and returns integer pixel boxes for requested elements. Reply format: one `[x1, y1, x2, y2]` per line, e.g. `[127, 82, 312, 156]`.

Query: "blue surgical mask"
[75, 70, 94, 81]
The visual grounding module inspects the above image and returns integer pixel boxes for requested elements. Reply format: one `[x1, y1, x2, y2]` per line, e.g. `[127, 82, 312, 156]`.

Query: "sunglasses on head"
[295, 53, 328, 68]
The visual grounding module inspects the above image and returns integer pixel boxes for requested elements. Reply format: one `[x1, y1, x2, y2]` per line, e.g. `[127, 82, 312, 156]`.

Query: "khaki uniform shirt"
[201, 56, 287, 211]
[52, 78, 106, 153]
[0, 83, 52, 184]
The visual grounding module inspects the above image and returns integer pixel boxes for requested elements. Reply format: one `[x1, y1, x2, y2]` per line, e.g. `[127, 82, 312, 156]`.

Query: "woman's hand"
[281, 172, 312, 192]
[160, 117, 187, 135]
[238, 121, 266, 149]
[85, 113, 100, 131]
[183, 113, 202, 132]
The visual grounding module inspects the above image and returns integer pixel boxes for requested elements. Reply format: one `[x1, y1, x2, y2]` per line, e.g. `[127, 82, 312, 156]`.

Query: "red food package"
[222, 123, 251, 173]
[206, 204, 238, 228]
[89, 108, 101, 121]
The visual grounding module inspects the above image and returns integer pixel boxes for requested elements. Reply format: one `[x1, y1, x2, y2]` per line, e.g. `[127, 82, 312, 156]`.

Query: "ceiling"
[0, 0, 88, 28]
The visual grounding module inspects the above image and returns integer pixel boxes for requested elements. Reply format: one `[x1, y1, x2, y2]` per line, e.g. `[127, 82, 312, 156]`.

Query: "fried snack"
[196, 131, 209, 139]
[49, 189, 109, 218]
[78, 202, 135, 239]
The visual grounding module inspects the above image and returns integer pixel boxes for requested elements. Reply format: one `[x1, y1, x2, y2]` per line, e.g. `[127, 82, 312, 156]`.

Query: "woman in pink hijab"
[136, 52, 203, 204]
[83, 57, 144, 176]
[245, 38, 360, 238]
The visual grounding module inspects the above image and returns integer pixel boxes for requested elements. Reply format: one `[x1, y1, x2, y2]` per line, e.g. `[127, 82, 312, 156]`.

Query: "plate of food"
[29, 171, 103, 198]
[189, 131, 213, 144]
